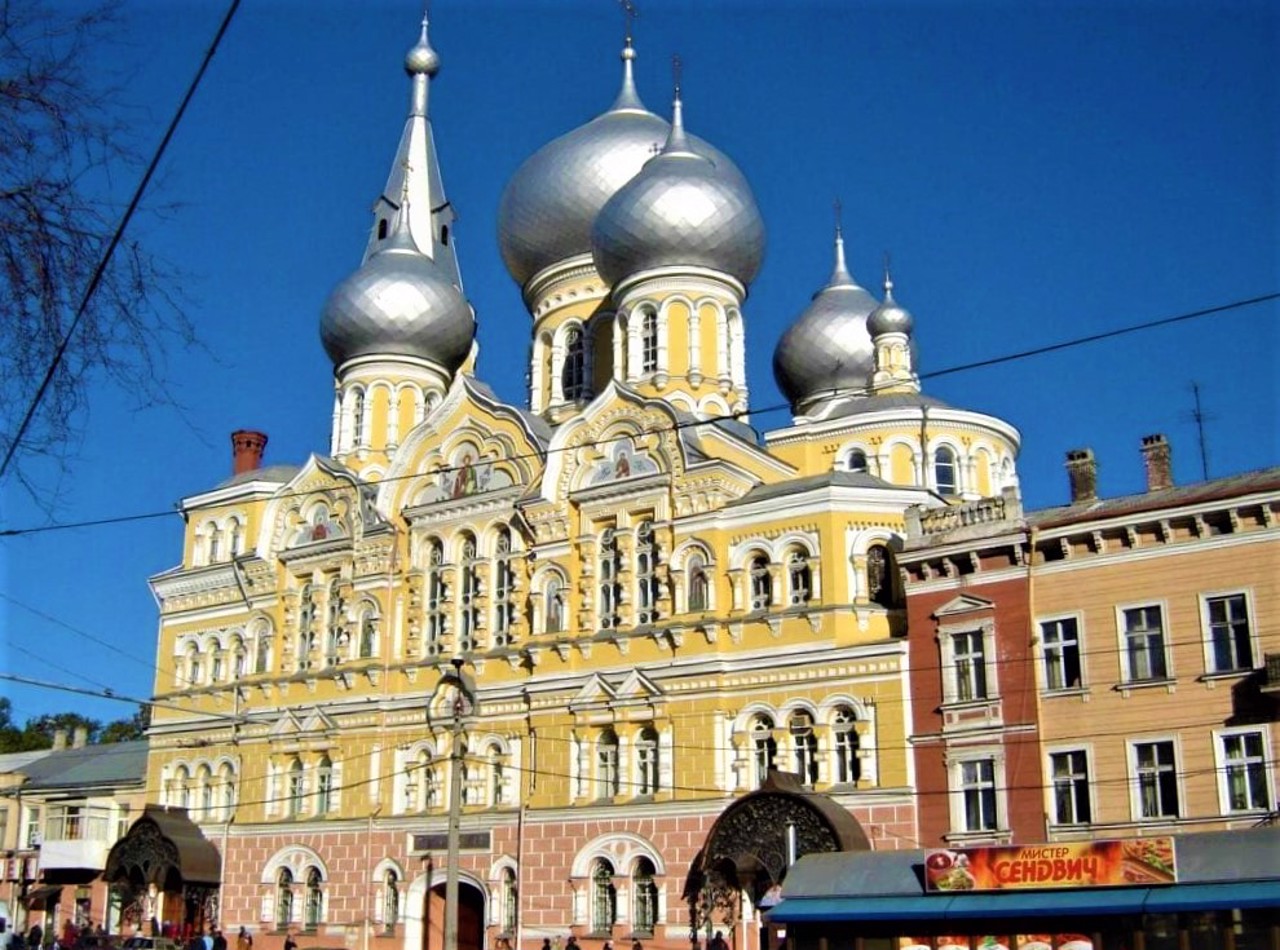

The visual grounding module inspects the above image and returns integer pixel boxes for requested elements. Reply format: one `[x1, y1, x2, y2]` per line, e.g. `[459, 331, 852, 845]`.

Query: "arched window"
[487, 742, 506, 806]
[351, 388, 365, 448]
[563, 328, 586, 401]
[687, 553, 709, 613]
[934, 446, 958, 495]
[636, 726, 659, 796]
[325, 579, 345, 666]
[867, 544, 900, 608]
[635, 520, 659, 624]
[787, 550, 812, 606]
[632, 857, 658, 936]
[641, 309, 658, 374]
[749, 554, 773, 611]
[208, 524, 222, 563]
[231, 636, 248, 678]
[276, 868, 294, 929]
[545, 575, 566, 634]
[425, 539, 447, 655]
[458, 534, 479, 652]
[598, 529, 621, 629]
[218, 763, 236, 819]
[358, 604, 378, 659]
[790, 711, 818, 787]
[750, 715, 777, 787]
[597, 729, 620, 798]
[187, 646, 203, 687]
[591, 859, 617, 934]
[174, 766, 191, 809]
[493, 527, 515, 646]
[500, 867, 517, 934]
[315, 756, 333, 815]
[383, 869, 400, 932]
[847, 448, 869, 474]
[254, 621, 272, 674]
[304, 867, 323, 930]
[287, 758, 304, 817]
[227, 518, 243, 557]
[833, 705, 861, 784]
[197, 765, 213, 820]
[297, 583, 316, 672]
[210, 648, 224, 684]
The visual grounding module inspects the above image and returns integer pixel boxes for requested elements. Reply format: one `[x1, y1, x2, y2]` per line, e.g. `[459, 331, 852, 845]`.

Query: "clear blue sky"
[2, 0, 1276, 726]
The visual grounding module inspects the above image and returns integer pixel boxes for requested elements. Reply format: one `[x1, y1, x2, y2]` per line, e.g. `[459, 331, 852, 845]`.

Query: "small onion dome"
[497, 41, 747, 289]
[320, 211, 475, 372]
[867, 272, 914, 337]
[591, 93, 764, 289]
[772, 227, 879, 408]
[404, 18, 440, 76]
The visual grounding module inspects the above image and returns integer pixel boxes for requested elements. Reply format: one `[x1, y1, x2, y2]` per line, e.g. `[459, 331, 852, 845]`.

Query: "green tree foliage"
[0, 697, 148, 751]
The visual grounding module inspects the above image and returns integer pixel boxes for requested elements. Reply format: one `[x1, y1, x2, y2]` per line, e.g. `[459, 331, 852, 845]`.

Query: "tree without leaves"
[0, 0, 197, 499]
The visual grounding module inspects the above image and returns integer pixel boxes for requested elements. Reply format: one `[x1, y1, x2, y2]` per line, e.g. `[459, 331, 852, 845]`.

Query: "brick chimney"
[231, 430, 268, 476]
[1141, 433, 1173, 492]
[72, 726, 89, 749]
[1065, 448, 1097, 504]
[52, 728, 68, 751]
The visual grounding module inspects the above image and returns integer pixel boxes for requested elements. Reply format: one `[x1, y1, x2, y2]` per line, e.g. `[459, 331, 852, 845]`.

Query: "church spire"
[364, 14, 463, 292]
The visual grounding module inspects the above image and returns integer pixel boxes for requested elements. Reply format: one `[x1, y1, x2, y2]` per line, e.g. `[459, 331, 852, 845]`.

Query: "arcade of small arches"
[838, 436, 1017, 499]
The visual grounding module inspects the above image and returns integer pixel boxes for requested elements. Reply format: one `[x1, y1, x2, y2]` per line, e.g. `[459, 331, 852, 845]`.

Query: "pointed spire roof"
[609, 35, 646, 112]
[364, 15, 463, 292]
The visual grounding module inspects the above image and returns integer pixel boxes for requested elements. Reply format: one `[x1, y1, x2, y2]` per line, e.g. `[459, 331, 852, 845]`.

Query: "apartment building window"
[591, 859, 617, 933]
[1121, 605, 1169, 682]
[1041, 617, 1083, 691]
[23, 807, 40, 849]
[632, 857, 658, 936]
[960, 759, 998, 832]
[1219, 730, 1270, 813]
[597, 730, 620, 798]
[315, 756, 333, 815]
[636, 726, 660, 795]
[1205, 593, 1254, 673]
[952, 630, 988, 702]
[1049, 750, 1092, 825]
[1133, 740, 1179, 819]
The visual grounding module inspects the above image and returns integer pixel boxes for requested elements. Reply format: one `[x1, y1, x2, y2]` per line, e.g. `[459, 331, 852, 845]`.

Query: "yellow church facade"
[140, 16, 1020, 950]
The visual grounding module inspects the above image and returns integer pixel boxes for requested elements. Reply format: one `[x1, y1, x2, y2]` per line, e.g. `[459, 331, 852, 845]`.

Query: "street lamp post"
[430, 657, 474, 950]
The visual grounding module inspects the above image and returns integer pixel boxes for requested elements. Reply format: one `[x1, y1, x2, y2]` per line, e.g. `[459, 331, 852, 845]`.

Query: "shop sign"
[924, 837, 1175, 892]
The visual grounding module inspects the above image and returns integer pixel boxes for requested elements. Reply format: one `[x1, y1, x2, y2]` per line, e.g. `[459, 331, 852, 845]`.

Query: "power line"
[0, 0, 245, 479]
[1, 290, 1274, 539]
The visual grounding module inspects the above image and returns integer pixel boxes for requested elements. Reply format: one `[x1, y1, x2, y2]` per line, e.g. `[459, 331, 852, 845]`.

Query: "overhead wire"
[1, 290, 1275, 539]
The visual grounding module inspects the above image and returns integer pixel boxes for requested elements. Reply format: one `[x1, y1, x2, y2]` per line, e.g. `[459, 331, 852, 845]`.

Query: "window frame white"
[1213, 727, 1273, 815]
[1115, 601, 1173, 685]
[1200, 590, 1259, 676]
[1037, 613, 1086, 693]
[1128, 736, 1182, 821]
[947, 752, 1005, 837]
[1045, 745, 1094, 827]
[938, 618, 998, 706]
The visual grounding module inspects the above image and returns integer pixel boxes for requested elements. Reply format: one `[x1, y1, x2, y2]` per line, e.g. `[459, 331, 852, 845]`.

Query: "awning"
[769, 882, 1280, 923]
[1143, 881, 1280, 911]
[22, 886, 62, 905]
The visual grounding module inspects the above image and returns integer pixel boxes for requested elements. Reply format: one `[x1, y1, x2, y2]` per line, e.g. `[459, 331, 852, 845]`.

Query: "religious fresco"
[586, 436, 660, 485]
[415, 444, 514, 503]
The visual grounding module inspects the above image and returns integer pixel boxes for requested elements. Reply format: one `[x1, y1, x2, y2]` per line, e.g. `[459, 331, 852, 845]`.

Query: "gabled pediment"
[571, 673, 619, 706]
[934, 593, 996, 618]
[616, 669, 663, 700]
[298, 707, 338, 735]
[269, 710, 303, 737]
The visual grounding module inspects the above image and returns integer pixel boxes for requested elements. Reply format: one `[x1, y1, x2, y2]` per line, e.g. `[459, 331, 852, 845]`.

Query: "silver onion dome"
[497, 40, 747, 289]
[320, 208, 475, 372]
[867, 270, 915, 337]
[591, 92, 765, 289]
[773, 227, 880, 409]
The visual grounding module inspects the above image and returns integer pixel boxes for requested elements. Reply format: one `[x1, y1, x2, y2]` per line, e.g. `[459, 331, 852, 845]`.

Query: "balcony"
[905, 487, 1024, 546]
[38, 837, 112, 871]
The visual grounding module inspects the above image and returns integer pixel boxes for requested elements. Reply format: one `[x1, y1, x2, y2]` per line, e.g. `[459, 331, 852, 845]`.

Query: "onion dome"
[591, 89, 765, 290]
[867, 266, 914, 337]
[320, 201, 475, 371]
[497, 40, 747, 289]
[772, 224, 880, 409]
[319, 18, 474, 373]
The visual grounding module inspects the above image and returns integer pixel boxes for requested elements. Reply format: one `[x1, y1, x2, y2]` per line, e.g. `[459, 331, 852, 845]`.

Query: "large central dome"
[496, 42, 745, 290]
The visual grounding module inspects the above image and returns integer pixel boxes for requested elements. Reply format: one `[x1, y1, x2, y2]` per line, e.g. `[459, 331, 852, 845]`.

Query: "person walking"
[236, 929, 252, 950]
[282, 933, 297, 950]
[211, 931, 227, 950]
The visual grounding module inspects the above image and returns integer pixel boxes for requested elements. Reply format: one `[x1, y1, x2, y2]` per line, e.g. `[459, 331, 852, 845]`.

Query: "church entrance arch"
[422, 881, 485, 950]
[685, 772, 870, 949]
